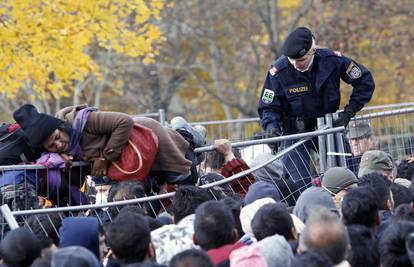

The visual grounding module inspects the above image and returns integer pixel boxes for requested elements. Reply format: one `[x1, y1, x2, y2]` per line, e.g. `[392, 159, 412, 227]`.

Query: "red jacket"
[220, 158, 256, 196]
[207, 241, 246, 265]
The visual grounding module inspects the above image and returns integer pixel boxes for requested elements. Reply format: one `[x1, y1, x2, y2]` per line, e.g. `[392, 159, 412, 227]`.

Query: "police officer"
[258, 27, 375, 189]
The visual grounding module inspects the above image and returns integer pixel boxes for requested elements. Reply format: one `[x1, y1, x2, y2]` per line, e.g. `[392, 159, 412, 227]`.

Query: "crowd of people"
[1, 109, 414, 267]
[0, 26, 413, 267]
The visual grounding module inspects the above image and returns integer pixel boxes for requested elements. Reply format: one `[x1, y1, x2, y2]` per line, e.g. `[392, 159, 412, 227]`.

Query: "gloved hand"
[265, 127, 283, 153]
[333, 107, 355, 128]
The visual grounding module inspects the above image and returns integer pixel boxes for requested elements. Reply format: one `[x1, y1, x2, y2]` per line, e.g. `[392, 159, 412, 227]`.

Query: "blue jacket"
[258, 48, 375, 133]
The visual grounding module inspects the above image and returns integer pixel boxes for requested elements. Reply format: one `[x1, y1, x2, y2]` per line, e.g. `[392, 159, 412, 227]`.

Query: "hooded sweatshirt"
[59, 217, 100, 260]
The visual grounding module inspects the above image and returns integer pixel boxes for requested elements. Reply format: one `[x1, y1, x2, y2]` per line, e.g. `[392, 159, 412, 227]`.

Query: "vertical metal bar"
[333, 113, 347, 167]
[158, 109, 166, 127]
[325, 114, 336, 168]
[0, 204, 19, 230]
[317, 117, 327, 173]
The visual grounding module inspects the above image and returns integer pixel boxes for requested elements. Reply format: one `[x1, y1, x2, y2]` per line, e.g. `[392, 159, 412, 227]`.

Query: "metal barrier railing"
[133, 109, 167, 126]
[1, 125, 343, 233]
[1, 103, 414, 239]
[189, 103, 414, 140]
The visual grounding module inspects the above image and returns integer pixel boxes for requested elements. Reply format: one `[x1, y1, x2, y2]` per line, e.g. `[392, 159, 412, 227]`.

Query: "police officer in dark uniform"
[257, 27, 375, 189]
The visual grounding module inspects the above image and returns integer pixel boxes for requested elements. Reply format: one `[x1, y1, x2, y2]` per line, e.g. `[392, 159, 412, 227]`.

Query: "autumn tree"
[0, 0, 164, 115]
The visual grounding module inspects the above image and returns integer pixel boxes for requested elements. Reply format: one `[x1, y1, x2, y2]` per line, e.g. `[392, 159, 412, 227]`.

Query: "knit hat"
[292, 186, 337, 223]
[244, 181, 281, 205]
[13, 104, 62, 149]
[322, 167, 358, 195]
[358, 150, 396, 177]
[240, 197, 276, 236]
[51, 246, 101, 267]
[0, 227, 41, 267]
[257, 234, 294, 267]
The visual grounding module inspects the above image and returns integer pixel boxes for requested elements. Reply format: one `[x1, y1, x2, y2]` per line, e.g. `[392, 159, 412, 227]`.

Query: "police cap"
[283, 27, 314, 59]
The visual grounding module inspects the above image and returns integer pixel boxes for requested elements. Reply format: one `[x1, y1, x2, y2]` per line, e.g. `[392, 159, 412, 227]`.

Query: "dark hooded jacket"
[59, 217, 100, 260]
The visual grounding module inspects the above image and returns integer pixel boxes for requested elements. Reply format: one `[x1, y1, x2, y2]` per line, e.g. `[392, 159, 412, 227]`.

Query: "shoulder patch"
[261, 88, 274, 104]
[269, 66, 278, 76]
[346, 62, 362, 79]
[333, 50, 342, 56]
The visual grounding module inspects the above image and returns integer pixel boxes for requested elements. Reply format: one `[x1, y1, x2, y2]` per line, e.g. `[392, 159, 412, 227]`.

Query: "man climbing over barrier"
[258, 27, 375, 189]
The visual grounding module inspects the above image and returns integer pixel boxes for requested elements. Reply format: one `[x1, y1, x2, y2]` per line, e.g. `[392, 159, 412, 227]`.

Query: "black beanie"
[0, 227, 42, 267]
[283, 27, 314, 59]
[13, 104, 62, 149]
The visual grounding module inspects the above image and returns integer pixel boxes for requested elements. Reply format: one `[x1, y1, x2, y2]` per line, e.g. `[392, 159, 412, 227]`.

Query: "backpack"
[0, 123, 41, 165]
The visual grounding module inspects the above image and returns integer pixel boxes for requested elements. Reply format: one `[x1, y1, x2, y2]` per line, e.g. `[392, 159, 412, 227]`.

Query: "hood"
[59, 217, 100, 260]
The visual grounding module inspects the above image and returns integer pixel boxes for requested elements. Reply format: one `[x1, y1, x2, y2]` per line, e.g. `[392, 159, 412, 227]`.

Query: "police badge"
[261, 88, 274, 104]
[346, 62, 362, 79]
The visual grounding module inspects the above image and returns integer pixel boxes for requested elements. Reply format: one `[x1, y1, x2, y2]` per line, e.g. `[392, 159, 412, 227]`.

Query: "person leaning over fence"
[12, 104, 201, 192]
[257, 26, 375, 189]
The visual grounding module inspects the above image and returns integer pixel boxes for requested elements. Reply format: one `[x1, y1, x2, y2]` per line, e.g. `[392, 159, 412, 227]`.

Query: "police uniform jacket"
[258, 48, 375, 134]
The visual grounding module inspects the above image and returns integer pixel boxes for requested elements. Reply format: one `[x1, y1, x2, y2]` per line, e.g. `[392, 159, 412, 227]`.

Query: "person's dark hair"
[346, 224, 379, 267]
[107, 181, 146, 218]
[172, 185, 211, 223]
[220, 197, 244, 238]
[57, 122, 73, 137]
[393, 204, 414, 222]
[169, 249, 213, 267]
[291, 250, 333, 267]
[204, 148, 241, 170]
[106, 212, 151, 265]
[194, 200, 235, 250]
[379, 221, 414, 267]
[359, 172, 391, 210]
[117, 205, 165, 231]
[108, 181, 146, 202]
[27, 213, 63, 249]
[391, 183, 411, 209]
[0, 227, 42, 267]
[251, 203, 294, 241]
[341, 186, 379, 228]
[300, 208, 349, 265]
[397, 159, 414, 180]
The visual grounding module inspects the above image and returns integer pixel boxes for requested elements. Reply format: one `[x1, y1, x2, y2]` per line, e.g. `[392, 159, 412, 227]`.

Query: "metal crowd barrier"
[189, 102, 414, 140]
[0, 126, 346, 238]
[133, 109, 167, 126]
[1, 103, 414, 238]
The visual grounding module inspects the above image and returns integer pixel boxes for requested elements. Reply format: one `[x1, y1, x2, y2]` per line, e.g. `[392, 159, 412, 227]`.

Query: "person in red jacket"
[200, 139, 256, 196]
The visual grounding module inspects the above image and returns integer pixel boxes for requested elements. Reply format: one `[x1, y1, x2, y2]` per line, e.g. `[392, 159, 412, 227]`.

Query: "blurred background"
[0, 0, 413, 123]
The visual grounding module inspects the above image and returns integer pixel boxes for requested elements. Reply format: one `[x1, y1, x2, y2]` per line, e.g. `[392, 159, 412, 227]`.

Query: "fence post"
[333, 112, 347, 167]
[158, 109, 166, 127]
[318, 117, 327, 173]
[0, 205, 19, 230]
[325, 114, 336, 168]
